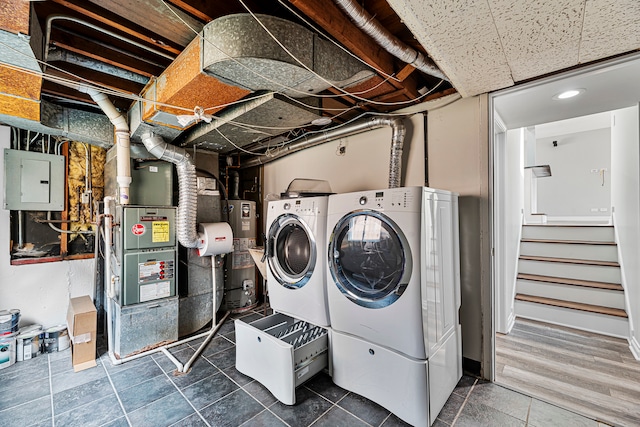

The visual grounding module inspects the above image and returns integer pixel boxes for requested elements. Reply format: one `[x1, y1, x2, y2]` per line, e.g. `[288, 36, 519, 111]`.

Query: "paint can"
[43, 325, 70, 353]
[0, 309, 20, 335]
[16, 325, 43, 362]
[0, 333, 16, 370]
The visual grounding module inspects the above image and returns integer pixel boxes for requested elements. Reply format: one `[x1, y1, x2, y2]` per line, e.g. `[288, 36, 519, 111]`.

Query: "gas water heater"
[223, 200, 257, 311]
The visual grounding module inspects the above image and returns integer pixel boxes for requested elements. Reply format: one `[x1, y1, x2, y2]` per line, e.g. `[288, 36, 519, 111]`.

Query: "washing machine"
[326, 186, 462, 426]
[265, 195, 331, 326]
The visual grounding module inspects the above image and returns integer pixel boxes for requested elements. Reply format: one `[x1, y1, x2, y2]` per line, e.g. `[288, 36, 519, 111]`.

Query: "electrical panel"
[3, 149, 65, 211]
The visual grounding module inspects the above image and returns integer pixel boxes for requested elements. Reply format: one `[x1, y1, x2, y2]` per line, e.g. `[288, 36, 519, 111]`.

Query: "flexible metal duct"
[141, 132, 200, 248]
[242, 117, 406, 188]
[333, 0, 448, 82]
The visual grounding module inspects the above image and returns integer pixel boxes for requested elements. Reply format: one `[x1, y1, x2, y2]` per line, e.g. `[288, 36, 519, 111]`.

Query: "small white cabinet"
[235, 313, 328, 405]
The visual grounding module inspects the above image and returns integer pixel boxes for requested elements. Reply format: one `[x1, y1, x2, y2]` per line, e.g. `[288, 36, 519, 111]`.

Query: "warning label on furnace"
[140, 281, 171, 302]
[152, 221, 170, 243]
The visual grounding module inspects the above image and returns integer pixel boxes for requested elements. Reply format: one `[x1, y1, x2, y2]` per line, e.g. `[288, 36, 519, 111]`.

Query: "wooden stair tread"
[517, 274, 623, 291]
[515, 294, 628, 318]
[519, 255, 619, 267]
[521, 238, 616, 246]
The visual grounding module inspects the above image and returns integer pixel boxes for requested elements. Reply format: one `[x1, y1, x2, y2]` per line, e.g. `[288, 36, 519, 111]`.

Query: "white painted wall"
[536, 128, 611, 218]
[495, 128, 524, 334]
[263, 115, 425, 197]
[610, 105, 640, 354]
[427, 96, 490, 370]
[0, 126, 95, 327]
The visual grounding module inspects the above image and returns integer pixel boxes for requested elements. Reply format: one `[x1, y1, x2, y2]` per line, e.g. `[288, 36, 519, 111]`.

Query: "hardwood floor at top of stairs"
[496, 318, 640, 427]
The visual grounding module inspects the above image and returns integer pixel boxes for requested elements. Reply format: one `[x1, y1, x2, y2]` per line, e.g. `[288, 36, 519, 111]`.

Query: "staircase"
[514, 225, 629, 338]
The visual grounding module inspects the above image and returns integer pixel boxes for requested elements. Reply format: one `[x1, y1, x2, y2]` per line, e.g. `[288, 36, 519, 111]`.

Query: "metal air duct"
[202, 14, 375, 97]
[333, 0, 448, 82]
[141, 132, 199, 248]
[242, 117, 406, 189]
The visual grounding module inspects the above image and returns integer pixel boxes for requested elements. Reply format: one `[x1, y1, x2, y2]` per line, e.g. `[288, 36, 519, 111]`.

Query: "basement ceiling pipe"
[141, 132, 200, 248]
[78, 86, 131, 205]
[241, 117, 406, 189]
[333, 0, 448, 82]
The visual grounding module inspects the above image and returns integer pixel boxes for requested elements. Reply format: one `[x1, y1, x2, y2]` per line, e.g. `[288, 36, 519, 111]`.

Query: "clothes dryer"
[326, 186, 462, 426]
[326, 186, 425, 358]
[265, 196, 330, 326]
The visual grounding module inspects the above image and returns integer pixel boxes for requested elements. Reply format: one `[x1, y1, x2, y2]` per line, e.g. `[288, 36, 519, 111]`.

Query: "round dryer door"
[328, 210, 412, 308]
[267, 214, 316, 289]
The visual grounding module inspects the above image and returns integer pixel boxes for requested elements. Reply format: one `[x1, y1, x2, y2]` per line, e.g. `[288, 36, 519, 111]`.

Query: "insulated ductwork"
[242, 117, 406, 189]
[141, 132, 199, 248]
[202, 14, 375, 97]
[334, 0, 448, 82]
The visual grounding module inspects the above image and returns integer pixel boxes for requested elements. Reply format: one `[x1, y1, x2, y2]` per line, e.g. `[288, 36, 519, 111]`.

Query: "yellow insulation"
[67, 141, 106, 241]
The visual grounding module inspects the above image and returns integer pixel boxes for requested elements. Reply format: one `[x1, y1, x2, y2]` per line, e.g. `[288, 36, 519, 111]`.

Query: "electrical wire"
[160, 0, 394, 101]
[160, 0, 439, 107]
[0, 5, 447, 146]
[275, 0, 402, 83]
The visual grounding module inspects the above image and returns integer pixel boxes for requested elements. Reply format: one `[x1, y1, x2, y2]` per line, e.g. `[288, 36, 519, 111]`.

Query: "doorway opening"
[490, 53, 640, 426]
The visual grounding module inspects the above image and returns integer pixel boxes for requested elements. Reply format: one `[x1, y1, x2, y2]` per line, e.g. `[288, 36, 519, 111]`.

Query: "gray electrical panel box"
[113, 206, 177, 305]
[3, 149, 65, 211]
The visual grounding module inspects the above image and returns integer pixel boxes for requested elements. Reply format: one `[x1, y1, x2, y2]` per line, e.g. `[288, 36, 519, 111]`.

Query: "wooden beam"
[287, 0, 398, 82]
[42, 81, 131, 111]
[396, 63, 416, 81]
[51, 28, 165, 77]
[47, 64, 145, 95]
[50, 0, 182, 55]
[166, 0, 215, 22]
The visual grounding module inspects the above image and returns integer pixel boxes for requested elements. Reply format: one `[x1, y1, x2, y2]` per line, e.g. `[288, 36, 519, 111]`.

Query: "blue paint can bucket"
[0, 333, 16, 369]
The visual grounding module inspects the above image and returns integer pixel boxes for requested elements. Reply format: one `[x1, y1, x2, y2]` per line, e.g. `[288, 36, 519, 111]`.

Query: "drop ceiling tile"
[488, 0, 585, 81]
[507, 40, 582, 81]
[388, 0, 513, 97]
[580, 0, 640, 63]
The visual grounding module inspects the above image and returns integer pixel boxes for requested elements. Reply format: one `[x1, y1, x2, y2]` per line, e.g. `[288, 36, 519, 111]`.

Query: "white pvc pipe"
[78, 86, 131, 205]
[103, 197, 115, 364]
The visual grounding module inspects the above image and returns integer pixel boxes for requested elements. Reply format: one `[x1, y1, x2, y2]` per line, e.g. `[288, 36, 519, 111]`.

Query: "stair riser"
[514, 300, 628, 338]
[520, 242, 618, 262]
[521, 226, 614, 242]
[516, 280, 626, 310]
[518, 259, 621, 284]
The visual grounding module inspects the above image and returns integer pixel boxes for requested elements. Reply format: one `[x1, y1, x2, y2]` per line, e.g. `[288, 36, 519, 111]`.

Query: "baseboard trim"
[506, 310, 516, 334]
[630, 336, 640, 361]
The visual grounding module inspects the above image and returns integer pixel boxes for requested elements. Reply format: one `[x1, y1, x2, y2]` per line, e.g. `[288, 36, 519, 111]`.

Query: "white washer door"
[267, 214, 316, 289]
[328, 210, 412, 309]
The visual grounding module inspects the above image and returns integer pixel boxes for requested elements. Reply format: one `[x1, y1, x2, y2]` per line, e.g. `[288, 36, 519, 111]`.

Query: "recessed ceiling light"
[553, 88, 586, 100]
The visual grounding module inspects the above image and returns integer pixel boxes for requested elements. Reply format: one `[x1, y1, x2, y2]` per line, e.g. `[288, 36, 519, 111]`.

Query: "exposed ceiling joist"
[50, 0, 183, 55]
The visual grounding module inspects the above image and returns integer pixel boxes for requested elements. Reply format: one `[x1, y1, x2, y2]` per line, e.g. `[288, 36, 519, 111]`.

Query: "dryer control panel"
[282, 199, 320, 214]
[339, 187, 421, 212]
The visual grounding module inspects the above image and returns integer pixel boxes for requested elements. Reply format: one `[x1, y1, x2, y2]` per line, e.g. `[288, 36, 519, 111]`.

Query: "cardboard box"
[66, 296, 97, 372]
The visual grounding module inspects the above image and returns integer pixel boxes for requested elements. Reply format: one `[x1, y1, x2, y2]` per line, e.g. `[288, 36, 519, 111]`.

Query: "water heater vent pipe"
[78, 86, 131, 205]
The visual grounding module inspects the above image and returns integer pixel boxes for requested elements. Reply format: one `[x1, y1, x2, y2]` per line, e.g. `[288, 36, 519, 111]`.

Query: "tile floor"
[0, 308, 611, 427]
